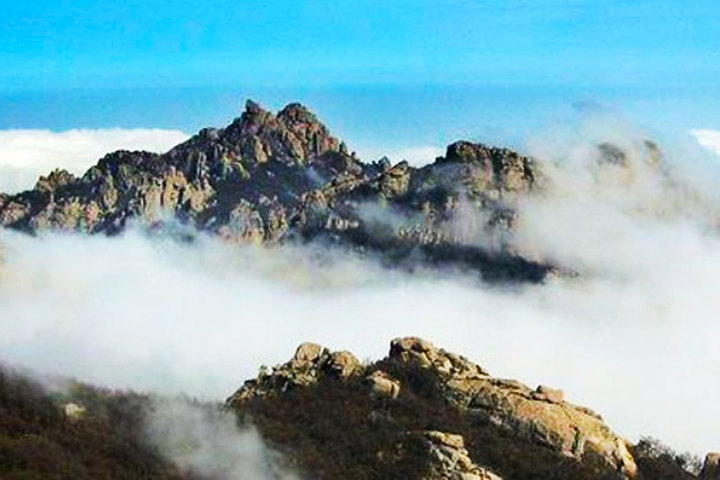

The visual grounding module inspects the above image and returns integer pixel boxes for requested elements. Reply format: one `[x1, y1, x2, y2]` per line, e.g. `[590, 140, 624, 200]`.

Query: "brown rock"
[532, 385, 565, 404]
[379, 161, 411, 197]
[366, 370, 401, 399]
[325, 351, 360, 379]
[423, 431, 503, 480]
[291, 342, 325, 369]
[389, 337, 637, 477]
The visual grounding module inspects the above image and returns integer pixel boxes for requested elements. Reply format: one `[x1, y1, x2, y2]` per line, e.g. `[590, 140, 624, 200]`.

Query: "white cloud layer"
[0, 213, 719, 457]
[0, 115, 719, 461]
[0, 128, 190, 193]
[692, 129, 720, 157]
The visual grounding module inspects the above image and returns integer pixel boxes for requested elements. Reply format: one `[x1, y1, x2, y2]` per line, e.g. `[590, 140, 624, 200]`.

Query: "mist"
[145, 397, 298, 479]
[1, 116, 720, 462]
[693, 129, 720, 158]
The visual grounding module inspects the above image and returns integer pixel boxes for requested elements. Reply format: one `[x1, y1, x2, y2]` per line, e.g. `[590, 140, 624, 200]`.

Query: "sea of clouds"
[1, 120, 720, 475]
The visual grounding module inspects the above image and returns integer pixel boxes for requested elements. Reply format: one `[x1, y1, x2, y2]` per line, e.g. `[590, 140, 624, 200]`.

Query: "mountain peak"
[244, 98, 264, 114]
[277, 102, 317, 124]
[0, 101, 553, 282]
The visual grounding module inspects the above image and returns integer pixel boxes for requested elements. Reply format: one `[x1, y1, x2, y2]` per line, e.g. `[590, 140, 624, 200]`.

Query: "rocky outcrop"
[422, 430, 503, 480]
[0, 100, 552, 283]
[1, 99, 687, 283]
[387, 337, 637, 477]
[230, 342, 361, 405]
[227, 337, 655, 479]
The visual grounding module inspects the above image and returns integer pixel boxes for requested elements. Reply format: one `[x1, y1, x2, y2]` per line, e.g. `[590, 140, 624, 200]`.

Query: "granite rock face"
[227, 337, 652, 479]
[387, 337, 637, 477]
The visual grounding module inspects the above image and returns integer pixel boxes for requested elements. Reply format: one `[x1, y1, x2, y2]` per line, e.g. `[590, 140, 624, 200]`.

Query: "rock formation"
[226, 337, 687, 479]
[0, 100, 551, 282]
[422, 430, 502, 480]
[0, 100, 682, 282]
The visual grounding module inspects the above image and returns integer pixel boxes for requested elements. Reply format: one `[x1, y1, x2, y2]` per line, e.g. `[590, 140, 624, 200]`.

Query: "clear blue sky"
[1, 0, 720, 155]
[2, 0, 719, 90]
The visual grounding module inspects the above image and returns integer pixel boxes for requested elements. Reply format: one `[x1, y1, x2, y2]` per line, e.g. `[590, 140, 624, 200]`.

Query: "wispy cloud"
[691, 129, 720, 157]
[0, 128, 189, 193]
[146, 398, 299, 479]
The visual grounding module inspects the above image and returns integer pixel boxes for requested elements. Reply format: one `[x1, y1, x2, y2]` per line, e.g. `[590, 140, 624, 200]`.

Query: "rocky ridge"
[225, 337, 687, 479]
[0, 100, 679, 282]
[0, 100, 550, 282]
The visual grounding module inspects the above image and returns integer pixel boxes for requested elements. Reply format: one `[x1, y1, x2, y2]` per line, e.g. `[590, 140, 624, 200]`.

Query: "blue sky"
[1, 0, 720, 160]
[2, 0, 720, 90]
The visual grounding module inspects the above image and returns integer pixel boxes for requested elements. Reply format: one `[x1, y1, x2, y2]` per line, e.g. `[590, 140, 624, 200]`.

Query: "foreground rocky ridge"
[0, 100, 552, 281]
[0, 342, 711, 479]
[227, 337, 706, 480]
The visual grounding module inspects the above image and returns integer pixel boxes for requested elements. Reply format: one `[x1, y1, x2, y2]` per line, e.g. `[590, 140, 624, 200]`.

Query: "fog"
[0, 118, 719, 464]
[146, 397, 298, 479]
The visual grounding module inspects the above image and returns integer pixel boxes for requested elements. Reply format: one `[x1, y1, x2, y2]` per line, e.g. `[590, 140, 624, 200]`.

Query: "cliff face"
[227, 338, 675, 480]
[0, 100, 548, 282]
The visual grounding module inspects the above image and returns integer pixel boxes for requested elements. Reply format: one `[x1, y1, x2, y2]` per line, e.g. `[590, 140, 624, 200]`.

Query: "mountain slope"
[0, 366, 192, 479]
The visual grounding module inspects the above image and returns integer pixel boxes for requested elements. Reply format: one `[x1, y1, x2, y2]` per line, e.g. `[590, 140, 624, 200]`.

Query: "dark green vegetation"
[631, 438, 701, 480]
[0, 366, 193, 480]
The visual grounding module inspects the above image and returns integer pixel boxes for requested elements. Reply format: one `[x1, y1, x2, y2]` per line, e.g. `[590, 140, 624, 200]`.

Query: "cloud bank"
[692, 129, 720, 157]
[0, 128, 190, 193]
[1, 216, 719, 457]
[0, 116, 719, 462]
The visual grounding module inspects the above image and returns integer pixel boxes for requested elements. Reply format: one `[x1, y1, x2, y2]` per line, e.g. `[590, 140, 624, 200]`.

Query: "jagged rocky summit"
[0, 100, 551, 282]
[227, 337, 671, 479]
[0, 100, 677, 281]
